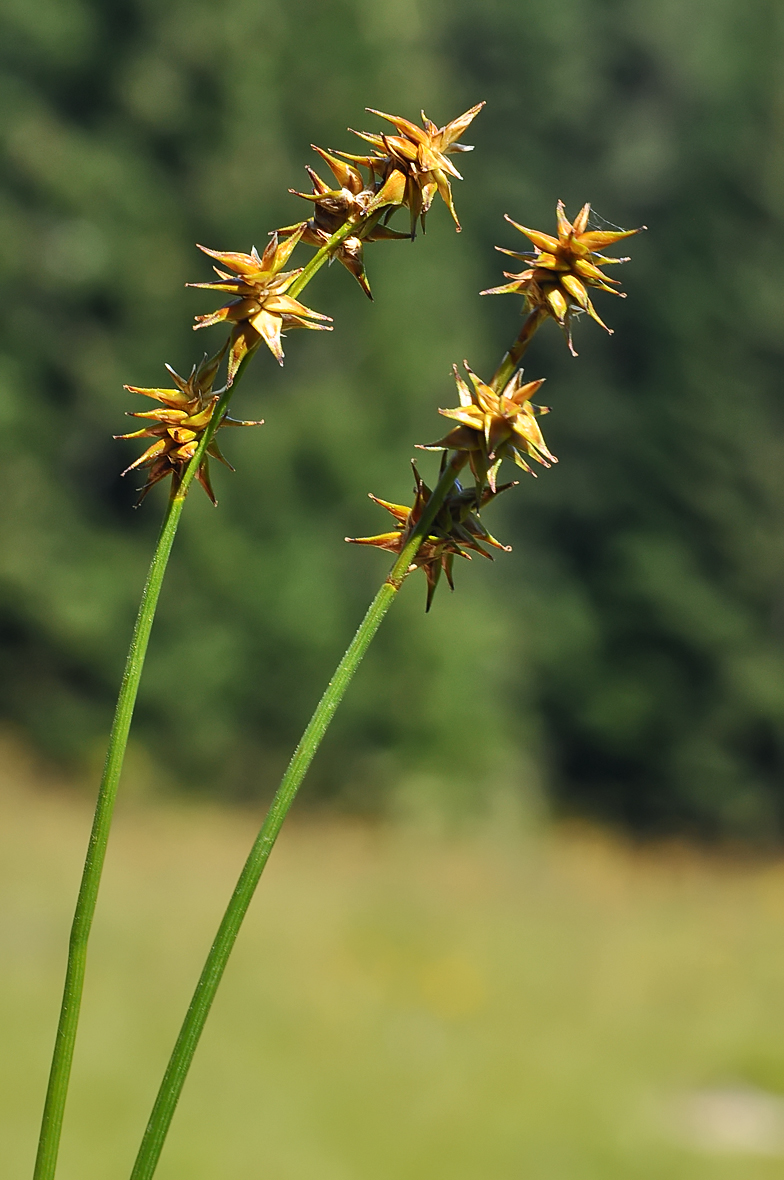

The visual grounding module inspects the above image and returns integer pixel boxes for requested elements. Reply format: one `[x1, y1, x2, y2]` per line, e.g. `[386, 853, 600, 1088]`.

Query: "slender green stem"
[33, 483, 186, 1180]
[33, 208, 381, 1180]
[287, 216, 368, 300]
[128, 307, 547, 1180]
[128, 451, 468, 1180]
[32, 349, 255, 1180]
[489, 307, 547, 392]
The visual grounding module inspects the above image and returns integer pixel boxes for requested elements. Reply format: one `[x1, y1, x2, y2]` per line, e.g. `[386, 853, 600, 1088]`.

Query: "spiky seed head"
[117, 345, 262, 505]
[482, 201, 645, 354]
[278, 145, 410, 300]
[337, 102, 485, 237]
[188, 230, 332, 379]
[418, 361, 556, 496]
[346, 461, 511, 611]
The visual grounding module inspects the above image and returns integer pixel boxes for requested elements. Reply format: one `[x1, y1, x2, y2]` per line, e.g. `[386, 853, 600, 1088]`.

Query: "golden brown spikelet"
[337, 102, 485, 237]
[418, 361, 555, 495]
[346, 461, 511, 610]
[482, 201, 644, 354]
[278, 145, 409, 300]
[188, 229, 332, 379]
[117, 346, 262, 504]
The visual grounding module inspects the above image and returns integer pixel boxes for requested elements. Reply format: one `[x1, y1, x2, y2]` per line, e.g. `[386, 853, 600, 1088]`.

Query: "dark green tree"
[1, 0, 783, 835]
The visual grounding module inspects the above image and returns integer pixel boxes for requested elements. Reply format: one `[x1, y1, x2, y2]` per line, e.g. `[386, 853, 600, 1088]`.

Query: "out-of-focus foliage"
[8, 774, 784, 1177]
[0, 0, 783, 836]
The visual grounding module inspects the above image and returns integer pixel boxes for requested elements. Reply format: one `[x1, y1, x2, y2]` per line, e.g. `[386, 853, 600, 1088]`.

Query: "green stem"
[33, 483, 186, 1180]
[33, 208, 381, 1180]
[489, 307, 547, 392]
[287, 217, 365, 300]
[128, 451, 467, 1180]
[128, 301, 547, 1180]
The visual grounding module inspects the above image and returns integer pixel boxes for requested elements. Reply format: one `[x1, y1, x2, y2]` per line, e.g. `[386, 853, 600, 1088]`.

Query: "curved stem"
[128, 451, 467, 1180]
[32, 209, 381, 1180]
[287, 217, 366, 300]
[489, 307, 547, 392]
[127, 304, 548, 1180]
[33, 483, 187, 1180]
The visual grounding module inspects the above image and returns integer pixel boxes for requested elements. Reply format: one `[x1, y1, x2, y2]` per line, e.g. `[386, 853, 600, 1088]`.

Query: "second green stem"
[128, 307, 548, 1180]
[32, 483, 186, 1180]
[128, 451, 467, 1180]
[33, 207, 374, 1180]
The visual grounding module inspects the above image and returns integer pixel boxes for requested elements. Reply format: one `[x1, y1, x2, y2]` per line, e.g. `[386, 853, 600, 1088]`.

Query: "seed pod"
[346, 462, 512, 611]
[482, 201, 644, 354]
[117, 347, 262, 504]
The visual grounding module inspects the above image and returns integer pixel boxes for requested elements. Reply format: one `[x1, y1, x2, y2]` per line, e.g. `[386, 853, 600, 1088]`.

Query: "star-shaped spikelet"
[346, 462, 511, 611]
[189, 228, 332, 379]
[482, 201, 644, 354]
[336, 103, 484, 237]
[278, 145, 409, 299]
[117, 348, 262, 505]
[419, 362, 556, 495]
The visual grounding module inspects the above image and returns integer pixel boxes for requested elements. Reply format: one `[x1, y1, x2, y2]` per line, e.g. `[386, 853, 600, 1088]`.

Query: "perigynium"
[482, 200, 645, 354]
[117, 346, 263, 504]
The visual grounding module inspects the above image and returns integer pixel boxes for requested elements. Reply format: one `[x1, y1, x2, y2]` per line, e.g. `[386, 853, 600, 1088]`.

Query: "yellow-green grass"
[5, 746, 784, 1179]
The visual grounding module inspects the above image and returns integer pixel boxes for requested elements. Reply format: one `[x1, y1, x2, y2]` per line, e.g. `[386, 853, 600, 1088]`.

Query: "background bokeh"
[6, 5, 784, 1179]
[7, 751, 784, 1180]
[1, 0, 784, 835]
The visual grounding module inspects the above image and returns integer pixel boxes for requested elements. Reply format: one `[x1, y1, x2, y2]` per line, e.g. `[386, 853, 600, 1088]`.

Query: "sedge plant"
[32, 102, 643, 1180]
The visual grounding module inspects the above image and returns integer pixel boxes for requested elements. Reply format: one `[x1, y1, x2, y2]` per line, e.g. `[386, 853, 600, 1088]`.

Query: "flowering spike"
[190, 234, 331, 376]
[482, 202, 644, 352]
[278, 147, 411, 301]
[117, 348, 262, 504]
[348, 103, 484, 236]
[419, 362, 555, 498]
[347, 460, 511, 610]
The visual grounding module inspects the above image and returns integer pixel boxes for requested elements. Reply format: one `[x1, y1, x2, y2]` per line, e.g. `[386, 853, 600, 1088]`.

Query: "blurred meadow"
[7, 742, 784, 1179]
[5, 0, 784, 1175]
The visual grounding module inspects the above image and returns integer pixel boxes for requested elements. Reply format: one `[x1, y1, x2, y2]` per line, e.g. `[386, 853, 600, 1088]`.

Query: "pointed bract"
[482, 201, 644, 354]
[117, 345, 262, 504]
[418, 361, 555, 496]
[346, 460, 511, 610]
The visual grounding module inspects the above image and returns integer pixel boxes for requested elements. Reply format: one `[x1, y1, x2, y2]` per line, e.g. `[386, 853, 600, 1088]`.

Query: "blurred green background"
[7, 5, 784, 1176]
[8, 752, 784, 1180]
[1, 0, 784, 837]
